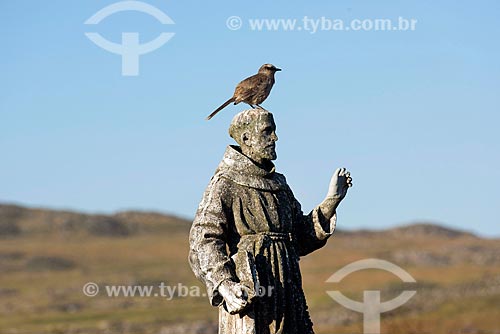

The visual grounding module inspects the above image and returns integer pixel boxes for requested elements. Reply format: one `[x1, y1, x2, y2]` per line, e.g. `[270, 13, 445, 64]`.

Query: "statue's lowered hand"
[219, 280, 252, 314]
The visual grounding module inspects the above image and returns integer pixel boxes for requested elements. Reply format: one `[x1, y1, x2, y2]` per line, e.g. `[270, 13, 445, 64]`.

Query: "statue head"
[229, 109, 278, 164]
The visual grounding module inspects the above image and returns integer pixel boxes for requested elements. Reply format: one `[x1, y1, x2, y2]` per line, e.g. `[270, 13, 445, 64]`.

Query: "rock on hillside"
[387, 222, 476, 239]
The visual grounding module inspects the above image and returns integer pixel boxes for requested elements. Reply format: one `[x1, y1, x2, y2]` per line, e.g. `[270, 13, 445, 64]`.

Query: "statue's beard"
[248, 146, 277, 162]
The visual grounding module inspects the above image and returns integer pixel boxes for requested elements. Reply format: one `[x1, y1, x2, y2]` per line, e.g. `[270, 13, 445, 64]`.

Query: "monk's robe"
[189, 145, 337, 334]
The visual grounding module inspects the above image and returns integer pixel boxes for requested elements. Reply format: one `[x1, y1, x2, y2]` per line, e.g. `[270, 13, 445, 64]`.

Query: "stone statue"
[189, 109, 352, 334]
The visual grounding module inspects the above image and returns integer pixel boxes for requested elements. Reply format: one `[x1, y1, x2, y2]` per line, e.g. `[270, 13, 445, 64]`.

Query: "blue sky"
[1, 1, 499, 236]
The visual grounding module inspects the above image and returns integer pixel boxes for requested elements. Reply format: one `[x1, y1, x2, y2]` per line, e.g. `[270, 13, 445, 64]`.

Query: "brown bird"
[206, 64, 281, 120]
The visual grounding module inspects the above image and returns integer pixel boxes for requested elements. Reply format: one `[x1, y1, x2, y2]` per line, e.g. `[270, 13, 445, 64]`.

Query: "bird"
[206, 64, 281, 120]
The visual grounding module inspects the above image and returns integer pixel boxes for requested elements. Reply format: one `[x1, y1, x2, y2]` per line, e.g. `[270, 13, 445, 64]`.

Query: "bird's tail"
[206, 97, 235, 120]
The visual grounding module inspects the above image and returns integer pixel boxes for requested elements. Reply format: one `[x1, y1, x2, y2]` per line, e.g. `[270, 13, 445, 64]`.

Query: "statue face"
[246, 114, 278, 163]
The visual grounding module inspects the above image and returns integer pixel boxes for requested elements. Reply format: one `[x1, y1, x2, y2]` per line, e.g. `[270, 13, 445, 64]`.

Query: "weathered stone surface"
[189, 109, 351, 334]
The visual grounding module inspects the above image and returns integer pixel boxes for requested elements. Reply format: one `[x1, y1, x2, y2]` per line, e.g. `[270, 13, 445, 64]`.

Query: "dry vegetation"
[1, 203, 499, 333]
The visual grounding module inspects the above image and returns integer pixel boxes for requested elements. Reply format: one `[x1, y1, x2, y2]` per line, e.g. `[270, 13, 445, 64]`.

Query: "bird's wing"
[234, 74, 269, 103]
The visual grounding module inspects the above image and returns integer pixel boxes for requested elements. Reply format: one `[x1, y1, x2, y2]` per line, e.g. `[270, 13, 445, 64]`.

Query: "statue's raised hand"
[326, 168, 352, 200]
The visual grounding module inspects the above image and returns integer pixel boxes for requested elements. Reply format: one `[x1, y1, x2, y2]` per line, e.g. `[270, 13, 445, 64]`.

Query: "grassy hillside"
[1, 204, 499, 333]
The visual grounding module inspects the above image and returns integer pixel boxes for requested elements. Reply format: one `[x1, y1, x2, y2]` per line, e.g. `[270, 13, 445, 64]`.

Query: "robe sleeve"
[189, 175, 237, 306]
[290, 189, 337, 257]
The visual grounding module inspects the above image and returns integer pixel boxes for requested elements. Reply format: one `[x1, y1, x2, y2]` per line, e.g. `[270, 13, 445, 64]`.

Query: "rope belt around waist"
[240, 231, 294, 242]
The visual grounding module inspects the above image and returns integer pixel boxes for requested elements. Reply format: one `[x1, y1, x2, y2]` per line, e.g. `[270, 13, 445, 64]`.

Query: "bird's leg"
[256, 104, 267, 111]
[246, 103, 256, 109]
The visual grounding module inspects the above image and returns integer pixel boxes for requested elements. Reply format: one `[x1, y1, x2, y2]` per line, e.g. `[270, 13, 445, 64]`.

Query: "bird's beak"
[275, 68, 282, 71]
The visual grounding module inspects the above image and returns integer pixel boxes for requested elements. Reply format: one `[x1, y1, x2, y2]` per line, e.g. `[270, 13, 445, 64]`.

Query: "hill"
[0, 204, 190, 236]
[0, 203, 499, 334]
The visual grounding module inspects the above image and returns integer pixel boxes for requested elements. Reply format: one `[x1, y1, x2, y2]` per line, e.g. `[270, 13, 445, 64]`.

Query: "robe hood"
[215, 145, 287, 192]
